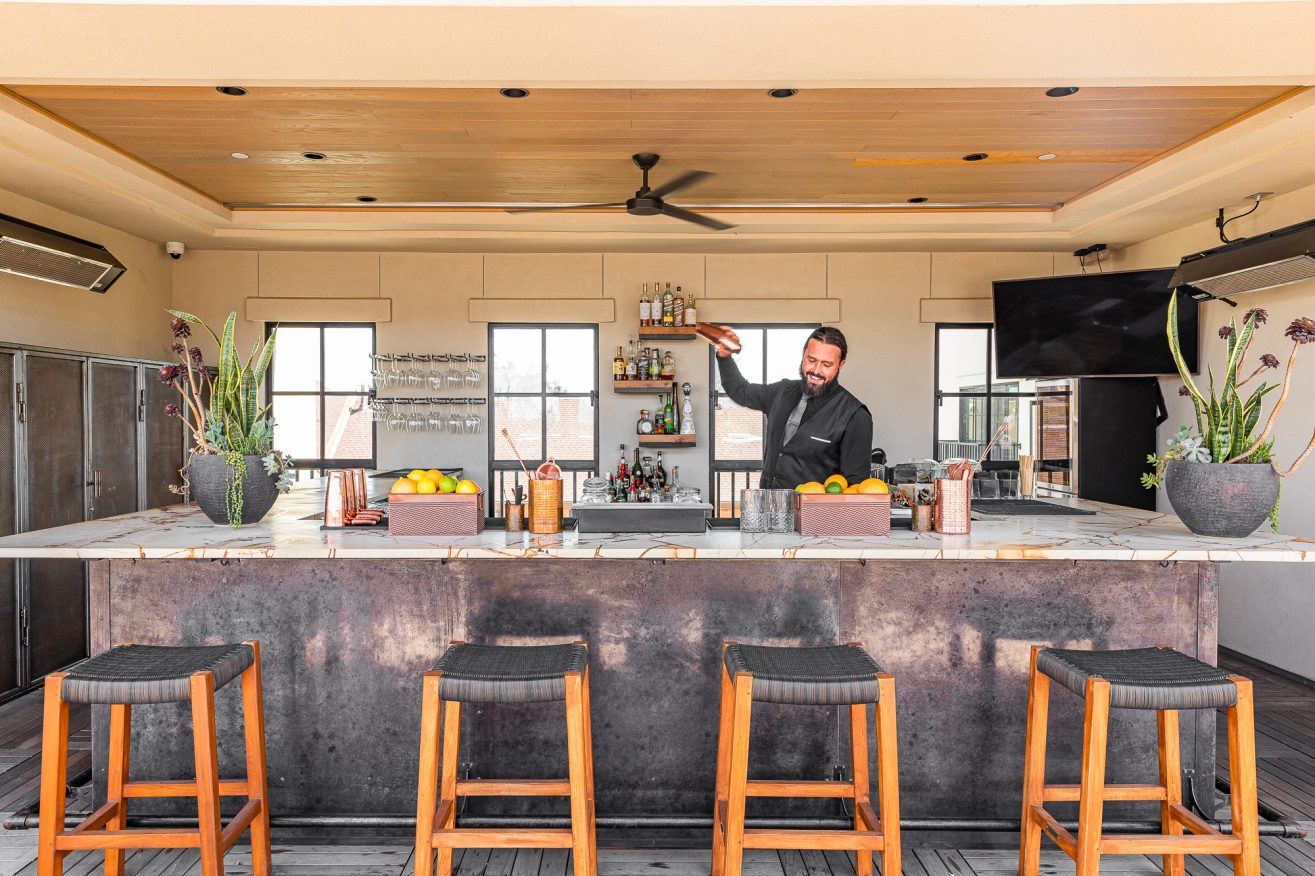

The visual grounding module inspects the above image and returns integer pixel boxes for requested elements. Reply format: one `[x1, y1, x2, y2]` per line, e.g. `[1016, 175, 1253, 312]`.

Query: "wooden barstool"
[414, 641, 596, 876]
[713, 642, 900, 876]
[38, 641, 271, 876]
[1020, 644, 1260, 876]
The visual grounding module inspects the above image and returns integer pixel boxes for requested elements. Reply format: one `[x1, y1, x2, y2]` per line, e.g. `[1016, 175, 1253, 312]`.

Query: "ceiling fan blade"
[660, 203, 734, 231]
[506, 203, 625, 214]
[646, 170, 713, 201]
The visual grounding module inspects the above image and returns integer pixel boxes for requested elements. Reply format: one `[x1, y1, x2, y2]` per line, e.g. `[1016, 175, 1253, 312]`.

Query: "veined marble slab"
[0, 481, 1310, 562]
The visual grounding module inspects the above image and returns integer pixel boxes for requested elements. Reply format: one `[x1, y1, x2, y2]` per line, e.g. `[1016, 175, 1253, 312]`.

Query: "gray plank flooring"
[0, 653, 1313, 874]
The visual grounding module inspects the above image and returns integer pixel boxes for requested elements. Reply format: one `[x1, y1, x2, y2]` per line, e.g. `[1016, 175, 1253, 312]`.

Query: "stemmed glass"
[465, 357, 481, 388]
[405, 400, 424, 432]
[427, 355, 445, 391]
[447, 401, 465, 434]
[386, 400, 405, 432]
[447, 354, 466, 388]
[464, 399, 481, 434]
[427, 402, 445, 433]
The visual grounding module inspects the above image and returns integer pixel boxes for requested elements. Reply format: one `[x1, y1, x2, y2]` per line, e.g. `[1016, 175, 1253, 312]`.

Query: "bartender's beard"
[799, 365, 834, 397]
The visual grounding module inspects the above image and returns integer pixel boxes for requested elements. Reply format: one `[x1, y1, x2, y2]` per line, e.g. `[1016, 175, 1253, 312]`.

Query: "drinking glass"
[405, 401, 424, 432]
[996, 470, 1020, 499]
[386, 401, 405, 432]
[427, 403, 445, 433]
[972, 471, 1000, 499]
[446, 354, 465, 388]
[446, 401, 465, 434]
[464, 399, 481, 434]
[739, 489, 767, 533]
[767, 490, 794, 533]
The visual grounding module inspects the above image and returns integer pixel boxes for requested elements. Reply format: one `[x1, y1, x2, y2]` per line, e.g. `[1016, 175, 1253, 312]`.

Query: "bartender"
[714, 325, 873, 489]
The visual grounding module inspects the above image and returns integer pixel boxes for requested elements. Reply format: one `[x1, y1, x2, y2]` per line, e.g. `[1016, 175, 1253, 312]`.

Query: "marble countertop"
[0, 481, 1310, 562]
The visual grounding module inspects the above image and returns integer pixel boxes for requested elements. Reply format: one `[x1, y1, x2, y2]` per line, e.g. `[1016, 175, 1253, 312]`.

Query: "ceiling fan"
[507, 153, 734, 231]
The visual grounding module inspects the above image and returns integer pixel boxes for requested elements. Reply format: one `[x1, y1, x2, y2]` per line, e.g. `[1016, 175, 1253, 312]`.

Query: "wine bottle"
[664, 393, 675, 434]
[639, 283, 651, 327]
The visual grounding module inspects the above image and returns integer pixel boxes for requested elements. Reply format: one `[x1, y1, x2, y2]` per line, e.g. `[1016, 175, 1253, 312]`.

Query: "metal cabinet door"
[88, 361, 140, 520]
[23, 354, 87, 679]
[0, 353, 20, 696]
[143, 370, 186, 508]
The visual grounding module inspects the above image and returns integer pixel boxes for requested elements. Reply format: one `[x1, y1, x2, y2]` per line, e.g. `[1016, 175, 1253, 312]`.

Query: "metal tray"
[573, 502, 712, 533]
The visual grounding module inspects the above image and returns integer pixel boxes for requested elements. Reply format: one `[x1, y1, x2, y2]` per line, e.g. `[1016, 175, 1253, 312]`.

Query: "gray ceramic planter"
[1164, 460, 1279, 538]
[189, 453, 279, 526]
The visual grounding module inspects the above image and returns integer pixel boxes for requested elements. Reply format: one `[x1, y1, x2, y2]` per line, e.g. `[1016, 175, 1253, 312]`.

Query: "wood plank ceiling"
[4, 85, 1298, 209]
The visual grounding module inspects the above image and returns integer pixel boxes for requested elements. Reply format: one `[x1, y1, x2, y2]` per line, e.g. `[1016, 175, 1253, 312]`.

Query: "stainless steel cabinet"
[88, 361, 141, 520]
[0, 354, 18, 698]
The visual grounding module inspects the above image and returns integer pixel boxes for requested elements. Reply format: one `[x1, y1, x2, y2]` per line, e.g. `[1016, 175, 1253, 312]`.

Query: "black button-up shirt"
[717, 356, 873, 489]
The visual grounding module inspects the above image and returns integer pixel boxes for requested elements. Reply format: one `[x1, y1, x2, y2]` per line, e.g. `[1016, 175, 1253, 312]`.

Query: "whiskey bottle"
[662, 283, 675, 326]
[639, 283, 651, 327]
[637, 347, 649, 382]
[654, 451, 667, 490]
[673, 287, 685, 327]
[625, 336, 637, 380]
[684, 293, 697, 327]
[660, 349, 675, 380]
[613, 345, 625, 382]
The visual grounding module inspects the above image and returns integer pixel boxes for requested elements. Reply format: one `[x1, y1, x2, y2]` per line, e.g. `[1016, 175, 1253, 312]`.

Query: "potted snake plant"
[1143, 293, 1315, 536]
[160, 310, 295, 527]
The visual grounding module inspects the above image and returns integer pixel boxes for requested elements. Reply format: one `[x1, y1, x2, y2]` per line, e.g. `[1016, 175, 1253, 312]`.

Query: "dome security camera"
[165, 241, 185, 260]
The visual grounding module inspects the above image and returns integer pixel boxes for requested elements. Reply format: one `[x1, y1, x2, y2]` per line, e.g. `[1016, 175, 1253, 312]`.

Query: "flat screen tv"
[993, 268, 1198, 379]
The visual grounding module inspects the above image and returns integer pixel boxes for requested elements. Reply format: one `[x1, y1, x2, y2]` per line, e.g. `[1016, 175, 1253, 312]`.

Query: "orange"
[796, 482, 826, 494]
[390, 478, 418, 494]
[824, 474, 848, 490]
[425, 469, 443, 481]
[857, 478, 889, 495]
[844, 485, 860, 494]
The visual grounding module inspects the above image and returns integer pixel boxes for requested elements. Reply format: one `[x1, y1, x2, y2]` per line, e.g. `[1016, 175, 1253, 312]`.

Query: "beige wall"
[171, 249, 1061, 493]
[1098, 179, 1315, 678]
[0, 185, 173, 360]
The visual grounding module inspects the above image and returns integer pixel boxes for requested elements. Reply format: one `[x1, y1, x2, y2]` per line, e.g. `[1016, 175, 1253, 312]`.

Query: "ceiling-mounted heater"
[0, 213, 126, 292]
[1170, 216, 1315, 300]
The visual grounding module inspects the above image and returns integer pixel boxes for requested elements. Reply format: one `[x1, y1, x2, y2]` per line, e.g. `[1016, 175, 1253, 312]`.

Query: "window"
[708, 325, 817, 517]
[933, 324, 1041, 468]
[488, 325, 598, 510]
[266, 324, 375, 470]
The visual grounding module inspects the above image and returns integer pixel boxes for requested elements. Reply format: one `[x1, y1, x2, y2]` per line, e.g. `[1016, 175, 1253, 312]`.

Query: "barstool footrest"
[745, 780, 855, 798]
[742, 829, 885, 851]
[122, 779, 251, 798]
[455, 778, 571, 796]
[56, 828, 201, 851]
[1041, 782, 1167, 802]
[1102, 834, 1243, 856]
[431, 827, 574, 849]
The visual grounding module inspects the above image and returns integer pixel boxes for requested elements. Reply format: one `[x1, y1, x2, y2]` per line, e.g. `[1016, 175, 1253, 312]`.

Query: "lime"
[825, 482, 844, 494]
[438, 475, 458, 494]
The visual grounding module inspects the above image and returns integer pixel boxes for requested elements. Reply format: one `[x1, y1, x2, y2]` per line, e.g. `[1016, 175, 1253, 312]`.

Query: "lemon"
[391, 478, 418, 494]
[824, 474, 848, 490]
[407, 469, 427, 482]
[416, 479, 438, 494]
[454, 479, 479, 494]
[438, 475, 458, 494]
[825, 482, 844, 494]
[796, 481, 826, 494]
[425, 469, 443, 481]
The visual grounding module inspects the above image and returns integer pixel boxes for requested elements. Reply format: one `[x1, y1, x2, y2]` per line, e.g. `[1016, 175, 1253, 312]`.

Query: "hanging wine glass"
[446, 400, 465, 434]
[446, 354, 465, 388]
[464, 398, 481, 434]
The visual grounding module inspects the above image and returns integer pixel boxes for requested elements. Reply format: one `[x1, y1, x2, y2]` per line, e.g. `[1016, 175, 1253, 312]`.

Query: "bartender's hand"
[715, 326, 741, 358]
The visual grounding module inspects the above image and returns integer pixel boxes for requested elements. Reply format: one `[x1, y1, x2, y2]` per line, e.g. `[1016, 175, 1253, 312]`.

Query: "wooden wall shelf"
[638, 326, 697, 341]
[638, 434, 697, 447]
[613, 380, 677, 394]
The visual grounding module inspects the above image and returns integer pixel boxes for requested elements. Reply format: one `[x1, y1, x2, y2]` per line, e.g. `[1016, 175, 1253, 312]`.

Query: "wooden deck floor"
[0, 653, 1312, 875]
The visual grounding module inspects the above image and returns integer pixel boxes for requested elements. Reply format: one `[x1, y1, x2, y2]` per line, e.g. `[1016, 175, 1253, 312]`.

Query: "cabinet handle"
[94, 469, 102, 498]
[15, 382, 24, 423]
[138, 389, 146, 422]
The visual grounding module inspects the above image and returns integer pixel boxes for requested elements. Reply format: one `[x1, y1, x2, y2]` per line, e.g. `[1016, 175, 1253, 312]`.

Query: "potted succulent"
[1143, 293, 1315, 536]
[161, 310, 295, 528]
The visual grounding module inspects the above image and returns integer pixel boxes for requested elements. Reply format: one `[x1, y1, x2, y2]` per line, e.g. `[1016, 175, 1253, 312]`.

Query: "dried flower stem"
[1280, 428, 1315, 477]
[1227, 342, 1298, 463]
[1235, 363, 1267, 389]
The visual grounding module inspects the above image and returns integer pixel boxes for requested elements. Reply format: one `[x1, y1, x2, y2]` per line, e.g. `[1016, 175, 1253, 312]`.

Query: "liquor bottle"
[684, 293, 697, 327]
[664, 393, 675, 434]
[633, 446, 642, 481]
[654, 451, 667, 490]
[617, 444, 628, 485]
[628, 483, 638, 503]
[613, 345, 625, 382]
[607, 472, 616, 500]
[660, 349, 675, 380]
[637, 408, 653, 435]
[637, 347, 649, 382]
[639, 283, 651, 327]
[670, 465, 681, 492]
[694, 323, 741, 353]
[653, 398, 665, 434]
[626, 336, 637, 380]
[680, 381, 696, 435]
[673, 287, 685, 327]
[662, 283, 675, 326]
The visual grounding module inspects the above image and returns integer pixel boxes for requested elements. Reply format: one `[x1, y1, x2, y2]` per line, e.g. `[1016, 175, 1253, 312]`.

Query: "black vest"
[760, 382, 868, 489]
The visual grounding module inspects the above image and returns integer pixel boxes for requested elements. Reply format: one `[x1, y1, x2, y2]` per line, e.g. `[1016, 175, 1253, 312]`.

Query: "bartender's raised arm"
[839, 407, 874, 486]
[714, 333, 773, 413]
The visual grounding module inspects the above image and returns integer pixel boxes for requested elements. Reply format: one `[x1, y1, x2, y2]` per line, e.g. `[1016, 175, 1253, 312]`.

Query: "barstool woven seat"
[1037, 646, 1237, 710]
[723, 643, 883, 705]
[62, 643, 254, 704]
[434, 642, 588, 703]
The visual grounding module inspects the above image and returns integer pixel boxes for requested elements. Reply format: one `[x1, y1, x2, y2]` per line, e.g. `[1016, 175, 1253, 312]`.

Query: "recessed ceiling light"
[962, 153, 989, 162]
[499, 88, 530, 99]
[215, 86, 248, 97]
[1037, 153, 1057, 161]
[301, 152, 327, 161]
[767, 88, 798, 99]
[907, 197, 929, 204]
[1045, 87, 1080, 98]
[356, 196, 377, 203]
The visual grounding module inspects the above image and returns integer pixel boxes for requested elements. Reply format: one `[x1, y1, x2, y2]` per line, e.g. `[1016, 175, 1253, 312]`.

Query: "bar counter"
[0, 483, 1310, 829]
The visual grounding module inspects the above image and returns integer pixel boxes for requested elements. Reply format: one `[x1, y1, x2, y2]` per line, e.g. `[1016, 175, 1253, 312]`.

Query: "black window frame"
[486, 323, 600, 505]
[707, 323, 819, 517]
[263, 322, 377, 472]
[932, 323, 1033, 471]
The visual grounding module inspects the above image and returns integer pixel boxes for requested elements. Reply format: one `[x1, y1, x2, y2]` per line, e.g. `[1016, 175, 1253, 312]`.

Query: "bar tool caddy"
[501, 428, 564, 534]
[933, 416, 1014, 535]
[323, 468, 384, 528]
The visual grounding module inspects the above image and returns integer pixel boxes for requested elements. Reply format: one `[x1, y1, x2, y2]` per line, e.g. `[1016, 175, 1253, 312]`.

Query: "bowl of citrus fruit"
[792, 475, 892, 536]
[387, 470, 486, 536]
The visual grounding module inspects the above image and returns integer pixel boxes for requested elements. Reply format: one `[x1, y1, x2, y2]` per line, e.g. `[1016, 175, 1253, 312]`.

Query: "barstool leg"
[1157, 709, 1185, 876]
[190, 671, 225, 876]
[874, 675, 901, 876]
[37, 673, 69, 876]
[104, 704, 131, 876]
[1227, 677, 1261, 876]
[580, 664, 599, 876]
[240, 643, 272, 876]
[1018, 647, 1050, 876]
[437, 700, 461, 876]
[414, 672, 443, 876]
[849, 702, 871, 876]
[565, 672, 593, 876]
[711, 653, 734, 876]
[722, 673, 753, 876]
[1073, 679, 1110, 876]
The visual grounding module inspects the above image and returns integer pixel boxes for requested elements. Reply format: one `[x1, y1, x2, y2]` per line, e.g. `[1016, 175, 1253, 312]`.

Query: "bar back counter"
[0, 483, 1309, 833]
